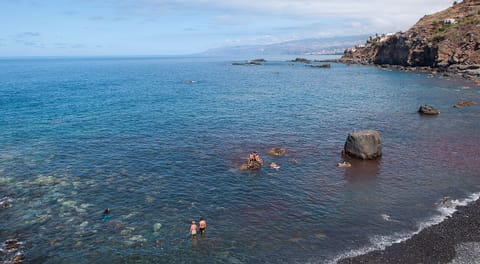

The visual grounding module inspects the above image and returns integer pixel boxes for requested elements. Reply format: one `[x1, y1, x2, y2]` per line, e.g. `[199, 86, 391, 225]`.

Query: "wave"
[327, 192, 480, 264]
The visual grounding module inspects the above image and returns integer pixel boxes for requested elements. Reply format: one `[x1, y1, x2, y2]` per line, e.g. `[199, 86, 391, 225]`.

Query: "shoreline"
[337, 194, 480, 264]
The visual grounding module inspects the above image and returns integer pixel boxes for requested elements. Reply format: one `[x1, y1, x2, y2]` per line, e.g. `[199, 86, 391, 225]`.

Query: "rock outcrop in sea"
[418, 105, 440, 115]
[240, 152, 264, 171]
[341, 0, 480, 80]
[454, 100, 477, 107]
[343, 130, 382, 160]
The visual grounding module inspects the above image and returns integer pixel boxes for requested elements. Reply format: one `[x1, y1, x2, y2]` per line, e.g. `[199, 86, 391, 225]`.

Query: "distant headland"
[341, 0, 480, 82]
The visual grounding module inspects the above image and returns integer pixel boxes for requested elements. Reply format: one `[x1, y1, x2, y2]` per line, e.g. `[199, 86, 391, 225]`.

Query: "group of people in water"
[248, 151, 263, 165]
[101, 150, 281, 242]
[190, 217, 207, 239]
[103, 208, 207, 240]
[246, 151, 280, 170]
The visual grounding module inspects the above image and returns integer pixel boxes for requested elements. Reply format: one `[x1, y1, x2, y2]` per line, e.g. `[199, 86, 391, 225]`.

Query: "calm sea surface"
[1, 56, 480, 263]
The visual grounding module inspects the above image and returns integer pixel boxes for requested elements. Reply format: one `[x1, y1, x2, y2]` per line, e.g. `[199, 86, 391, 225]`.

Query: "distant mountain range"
[201, 35, 369, 56]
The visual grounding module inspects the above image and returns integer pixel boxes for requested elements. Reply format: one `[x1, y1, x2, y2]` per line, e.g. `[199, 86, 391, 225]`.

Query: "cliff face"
[342, 0, 480, 69]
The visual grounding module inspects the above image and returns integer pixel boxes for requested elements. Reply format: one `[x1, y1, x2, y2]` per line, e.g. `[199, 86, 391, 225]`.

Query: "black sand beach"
[338, 198, 480, 264]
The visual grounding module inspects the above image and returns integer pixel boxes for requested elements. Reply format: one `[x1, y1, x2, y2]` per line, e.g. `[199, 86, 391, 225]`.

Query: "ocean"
[1, 56, 479, 263]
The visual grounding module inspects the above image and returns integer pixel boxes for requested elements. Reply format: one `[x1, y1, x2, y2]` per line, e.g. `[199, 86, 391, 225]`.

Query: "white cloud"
[132, 0, 452, 20]
[125, 0, 453, 36]
[0, 0, 457, 55]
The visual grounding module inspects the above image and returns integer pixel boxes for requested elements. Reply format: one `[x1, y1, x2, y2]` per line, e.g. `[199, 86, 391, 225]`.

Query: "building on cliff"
[340, 0, 480, 79]
[442, 18, 457, 24]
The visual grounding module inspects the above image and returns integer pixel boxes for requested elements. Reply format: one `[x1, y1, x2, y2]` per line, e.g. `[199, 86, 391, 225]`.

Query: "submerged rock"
[454, 100, 476, 108]
[418, 105, 440, 115]
[267, 147, 286, 156]
[343, 130, 382, 160]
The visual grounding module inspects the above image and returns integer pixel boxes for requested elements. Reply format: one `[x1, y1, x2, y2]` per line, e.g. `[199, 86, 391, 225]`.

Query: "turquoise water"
[1, 56, 480, 263]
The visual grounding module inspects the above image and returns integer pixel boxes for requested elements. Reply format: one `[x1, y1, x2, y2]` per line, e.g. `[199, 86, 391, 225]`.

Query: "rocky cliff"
[341, 0, 480, 78]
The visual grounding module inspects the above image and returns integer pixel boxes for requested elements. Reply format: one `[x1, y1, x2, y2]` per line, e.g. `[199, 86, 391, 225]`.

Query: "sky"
[0, 0, 455, 56]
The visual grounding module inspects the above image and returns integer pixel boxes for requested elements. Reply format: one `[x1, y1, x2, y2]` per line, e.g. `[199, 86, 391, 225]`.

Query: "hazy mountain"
[202, 35, 369, 56]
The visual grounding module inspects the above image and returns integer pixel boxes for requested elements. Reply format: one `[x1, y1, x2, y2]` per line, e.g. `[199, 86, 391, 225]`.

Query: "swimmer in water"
[190, 220, 198, 239]
[270, 162, 280, 170]
[199, 217, 207, 237]
[102, 208, 112, 222]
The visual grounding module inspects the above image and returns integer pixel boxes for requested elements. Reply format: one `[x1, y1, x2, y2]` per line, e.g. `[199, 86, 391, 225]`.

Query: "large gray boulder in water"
[343, 130, 382, 160]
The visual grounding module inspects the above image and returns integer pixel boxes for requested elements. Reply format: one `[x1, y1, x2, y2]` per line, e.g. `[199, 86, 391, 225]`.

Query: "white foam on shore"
[327, 192, 480, 264]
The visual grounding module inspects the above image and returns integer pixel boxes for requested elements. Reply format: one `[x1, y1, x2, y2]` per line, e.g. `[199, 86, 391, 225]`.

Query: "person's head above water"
[104, 208, 111, 214]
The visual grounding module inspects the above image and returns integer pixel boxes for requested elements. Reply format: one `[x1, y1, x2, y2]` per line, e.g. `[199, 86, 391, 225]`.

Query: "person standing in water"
[190, 220, 198, 239]
[199, 217, 207, 237]
[102, 208, 112, 222]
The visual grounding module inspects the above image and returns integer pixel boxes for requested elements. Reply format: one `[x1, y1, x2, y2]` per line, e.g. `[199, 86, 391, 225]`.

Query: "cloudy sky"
[1, 0, 454, 56]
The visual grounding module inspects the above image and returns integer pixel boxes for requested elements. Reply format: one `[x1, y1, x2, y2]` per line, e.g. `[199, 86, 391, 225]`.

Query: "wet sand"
[338, 199, 480, 263]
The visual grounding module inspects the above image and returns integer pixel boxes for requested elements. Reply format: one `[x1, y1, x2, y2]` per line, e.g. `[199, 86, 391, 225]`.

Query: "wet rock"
[418, 105, 440, 115]
[240, 160, 262, 171]
[454, 100, 476, 108]
[310, 63, 331, 68]
[249, 58, 266, 64]
[267, 147, 286, 156]
[441, 197, 453, 208]
[232, 59, 265, 66]
[291, 58, 311, 63]
[343, 130, 382, 160]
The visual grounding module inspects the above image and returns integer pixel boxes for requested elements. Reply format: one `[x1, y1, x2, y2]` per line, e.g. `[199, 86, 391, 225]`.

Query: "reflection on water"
[343, 159, 381, 182]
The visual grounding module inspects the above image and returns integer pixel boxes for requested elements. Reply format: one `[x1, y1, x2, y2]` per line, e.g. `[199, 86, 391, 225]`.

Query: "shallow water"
[1, 56, 480, 263]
